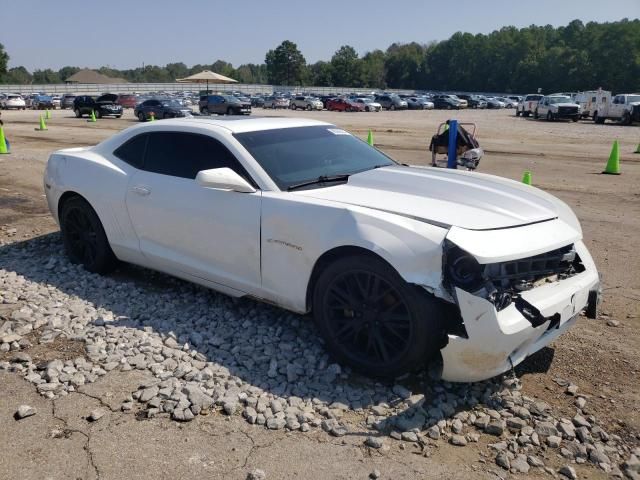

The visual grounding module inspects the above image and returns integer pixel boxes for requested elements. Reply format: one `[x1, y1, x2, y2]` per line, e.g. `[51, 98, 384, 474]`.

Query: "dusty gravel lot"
[0, 107, 638, 480]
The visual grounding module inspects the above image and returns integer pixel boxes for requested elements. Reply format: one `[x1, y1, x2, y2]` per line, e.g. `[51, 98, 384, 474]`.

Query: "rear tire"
[60, 196, 118, 274]
[312, 254, 443, 378]
[74, 108, 82, 118]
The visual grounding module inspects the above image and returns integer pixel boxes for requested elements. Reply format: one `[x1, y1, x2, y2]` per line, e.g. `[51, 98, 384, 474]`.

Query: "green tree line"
[1, 19, 638, 93]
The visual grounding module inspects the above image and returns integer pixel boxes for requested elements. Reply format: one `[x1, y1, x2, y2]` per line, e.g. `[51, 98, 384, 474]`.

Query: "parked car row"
[515, 90, 640, 125]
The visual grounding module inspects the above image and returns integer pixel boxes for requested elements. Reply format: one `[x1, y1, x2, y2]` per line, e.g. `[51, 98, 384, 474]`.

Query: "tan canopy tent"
[176, 70, 238, 93]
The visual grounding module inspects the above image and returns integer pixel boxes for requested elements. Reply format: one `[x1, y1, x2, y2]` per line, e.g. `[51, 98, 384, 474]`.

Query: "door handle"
[132, 185, 151, 196]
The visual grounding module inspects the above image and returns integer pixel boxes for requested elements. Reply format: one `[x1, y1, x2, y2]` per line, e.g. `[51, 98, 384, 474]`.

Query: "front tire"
[74, 108, 82, 118]
[547, 111, 553, 121]
[312, 255, 443, 378]
[60, 197, 118, 274]
[138, 112, 145, 122]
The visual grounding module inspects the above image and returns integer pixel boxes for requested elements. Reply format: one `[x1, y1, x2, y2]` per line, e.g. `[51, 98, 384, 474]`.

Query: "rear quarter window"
[113, 134, 147, 169]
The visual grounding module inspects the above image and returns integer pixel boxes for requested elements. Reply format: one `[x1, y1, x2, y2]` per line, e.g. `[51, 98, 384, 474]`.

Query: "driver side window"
[142, 132, 255, 185]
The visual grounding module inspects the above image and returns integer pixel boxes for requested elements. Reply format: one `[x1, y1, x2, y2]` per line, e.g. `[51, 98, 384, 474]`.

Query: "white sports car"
[43, 117, 600, 382]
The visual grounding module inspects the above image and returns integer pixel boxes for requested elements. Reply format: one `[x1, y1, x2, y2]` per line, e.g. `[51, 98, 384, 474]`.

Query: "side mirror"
[196, 168, 256, 193]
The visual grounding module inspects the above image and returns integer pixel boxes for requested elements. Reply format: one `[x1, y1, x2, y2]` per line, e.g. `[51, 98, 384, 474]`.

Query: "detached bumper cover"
[440, 241, 599, 382]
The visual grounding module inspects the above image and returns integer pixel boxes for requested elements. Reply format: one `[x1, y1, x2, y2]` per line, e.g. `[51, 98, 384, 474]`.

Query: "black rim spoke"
[65, 207, 98, 266]
[323, 269, 412, 366]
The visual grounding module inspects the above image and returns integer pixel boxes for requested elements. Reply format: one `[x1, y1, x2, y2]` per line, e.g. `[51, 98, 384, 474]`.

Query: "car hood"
[552, 103, 578, 108]
[96, 94, 118, 103]
[295, 166, 559, 230]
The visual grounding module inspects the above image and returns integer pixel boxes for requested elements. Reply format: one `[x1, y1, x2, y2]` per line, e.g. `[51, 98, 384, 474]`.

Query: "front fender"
[259, 193, 448, 312]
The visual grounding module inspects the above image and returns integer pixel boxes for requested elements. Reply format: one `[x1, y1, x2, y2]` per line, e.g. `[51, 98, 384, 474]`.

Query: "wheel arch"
[305, 245, 393, 311]
[57, 190, 87, 220]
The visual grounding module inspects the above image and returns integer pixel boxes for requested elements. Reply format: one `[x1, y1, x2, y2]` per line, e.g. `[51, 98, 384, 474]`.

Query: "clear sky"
[2, 0, 639, 71]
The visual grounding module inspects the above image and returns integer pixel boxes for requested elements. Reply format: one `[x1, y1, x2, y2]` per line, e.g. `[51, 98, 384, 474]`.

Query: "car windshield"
[548, 97, 571, 104]
[235, 126, 396, 191]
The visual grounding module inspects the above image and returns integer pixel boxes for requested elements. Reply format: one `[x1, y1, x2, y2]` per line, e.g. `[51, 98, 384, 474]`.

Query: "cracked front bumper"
[440, 241, 600, 382]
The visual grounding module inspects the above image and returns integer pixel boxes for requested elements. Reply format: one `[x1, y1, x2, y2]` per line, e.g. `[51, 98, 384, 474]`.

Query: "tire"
[390, 104, 396, 111]
[74, 108, 82, 118]
[312, 254, 444, 378]
[533, 110, 539, 119]
[306, 104, 312, 111]
[515, 109, 521, 117]
[60, 196, 118, 274]
[523, 111, 530, 117]
[572, 116, 579, 122]
[138, 112, 145, 122]
[116, 115, 122, 119]
[227, 107, 233, 115]
[622, 112, 632, 126]
[594, 112, 605, 124]
[547, 111, 553, 121]
[96, 110, 102, 119]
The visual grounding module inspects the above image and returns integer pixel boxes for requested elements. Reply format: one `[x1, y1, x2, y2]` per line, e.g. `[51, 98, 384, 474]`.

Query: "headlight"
[445, 244, 484, 292]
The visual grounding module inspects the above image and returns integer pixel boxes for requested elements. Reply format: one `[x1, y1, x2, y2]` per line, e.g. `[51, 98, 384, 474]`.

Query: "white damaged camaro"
[43, 117, 601, 382]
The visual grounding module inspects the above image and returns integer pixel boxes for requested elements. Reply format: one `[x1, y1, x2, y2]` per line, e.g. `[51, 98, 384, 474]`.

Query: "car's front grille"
[484, 244, 582, 291]
[558, 106, 578, 115]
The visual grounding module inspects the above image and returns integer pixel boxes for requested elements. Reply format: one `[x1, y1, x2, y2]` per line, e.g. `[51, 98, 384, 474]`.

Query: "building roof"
[65, 69, 128, 84]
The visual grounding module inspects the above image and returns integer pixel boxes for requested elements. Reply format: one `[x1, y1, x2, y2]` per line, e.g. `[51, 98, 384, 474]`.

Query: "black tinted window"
[113, 134, 147, 169]
[143, 132, 251, 181]
[234, 126, 395, 190]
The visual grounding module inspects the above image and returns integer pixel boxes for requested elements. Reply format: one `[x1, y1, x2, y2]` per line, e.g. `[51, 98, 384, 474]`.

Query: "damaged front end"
[435, 239, 600, 382]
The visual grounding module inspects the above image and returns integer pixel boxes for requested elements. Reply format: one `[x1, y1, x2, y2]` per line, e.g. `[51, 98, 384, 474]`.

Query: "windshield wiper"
[287, 174, 351, 191]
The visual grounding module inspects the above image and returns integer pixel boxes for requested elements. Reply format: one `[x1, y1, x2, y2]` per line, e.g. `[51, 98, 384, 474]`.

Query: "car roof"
[137, 116, 332, 134]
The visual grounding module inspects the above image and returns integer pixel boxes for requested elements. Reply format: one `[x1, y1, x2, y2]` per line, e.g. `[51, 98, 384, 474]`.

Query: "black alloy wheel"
[60, 197, 117, 274]
[313, 255, 443, 377]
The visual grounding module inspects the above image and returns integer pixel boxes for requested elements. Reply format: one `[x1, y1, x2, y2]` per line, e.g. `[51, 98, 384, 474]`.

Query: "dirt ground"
[0, 107, 638, 479]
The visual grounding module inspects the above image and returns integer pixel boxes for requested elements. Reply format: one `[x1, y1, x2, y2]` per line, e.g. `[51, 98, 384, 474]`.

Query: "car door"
[538, 98, 547, 115]
[610, 96, 623, 118]
[149, 99, 162, 117]
[125, 130, 262, 293]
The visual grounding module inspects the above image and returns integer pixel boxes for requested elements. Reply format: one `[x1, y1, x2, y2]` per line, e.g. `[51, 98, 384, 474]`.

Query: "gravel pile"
[1, 234, 638, 478]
